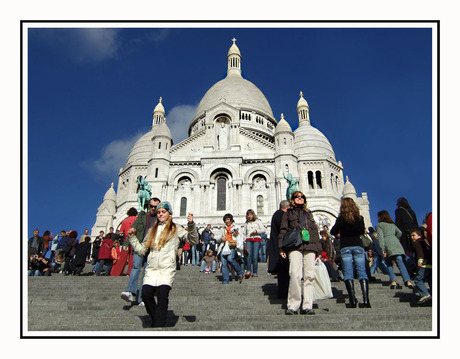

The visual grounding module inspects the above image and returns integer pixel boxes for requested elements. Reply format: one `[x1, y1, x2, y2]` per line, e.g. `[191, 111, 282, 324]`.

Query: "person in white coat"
[244, 209, 266, 278]
[126, 201, 198, 327]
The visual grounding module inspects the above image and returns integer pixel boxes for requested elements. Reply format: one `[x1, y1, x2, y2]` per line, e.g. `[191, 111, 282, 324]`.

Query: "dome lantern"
[227, 38, 242, 77]
[152, 97, 166, 126]
[297, 91, 310, 126]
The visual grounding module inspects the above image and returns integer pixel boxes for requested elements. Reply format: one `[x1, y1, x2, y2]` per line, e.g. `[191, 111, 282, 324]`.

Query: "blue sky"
[26, 24, 434, 238]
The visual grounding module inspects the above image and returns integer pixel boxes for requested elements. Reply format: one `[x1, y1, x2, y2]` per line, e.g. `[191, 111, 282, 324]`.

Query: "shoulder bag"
[282, 212, 306, 252]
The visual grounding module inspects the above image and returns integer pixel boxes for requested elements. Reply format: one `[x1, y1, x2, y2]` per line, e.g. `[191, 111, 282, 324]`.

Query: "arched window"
[257, 195, 264, 215]
[180, 197, 187, 216]
[217, 177, 226, 211]
[315, 171, 322, 189]
[308, 171, 314, 189]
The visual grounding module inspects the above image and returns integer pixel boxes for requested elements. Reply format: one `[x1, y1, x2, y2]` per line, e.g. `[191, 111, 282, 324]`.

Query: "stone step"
[26, 262, 433, 333]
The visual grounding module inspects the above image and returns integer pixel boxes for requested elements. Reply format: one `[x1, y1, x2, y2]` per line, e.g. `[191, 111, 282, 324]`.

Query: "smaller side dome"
[275, 113, 293, 134]
[153, 122, 172, 139]
[342, 176, 357, 200]
[103, 183, 117, 202]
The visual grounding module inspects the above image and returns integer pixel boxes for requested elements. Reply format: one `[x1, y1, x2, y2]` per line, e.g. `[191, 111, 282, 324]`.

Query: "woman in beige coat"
[127, 201, 199, 327]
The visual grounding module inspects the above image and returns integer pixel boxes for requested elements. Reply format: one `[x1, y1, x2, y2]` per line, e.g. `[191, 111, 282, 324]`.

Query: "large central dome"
[194, 39, 274, 120]
[195, 75, 274, 119]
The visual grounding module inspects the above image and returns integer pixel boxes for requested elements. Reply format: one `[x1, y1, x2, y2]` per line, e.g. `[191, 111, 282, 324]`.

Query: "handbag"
[360, 233, 372, 249]
[282, 212, 306, 252]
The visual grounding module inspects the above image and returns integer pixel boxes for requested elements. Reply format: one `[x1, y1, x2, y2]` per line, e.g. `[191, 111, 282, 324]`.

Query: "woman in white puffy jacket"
[127, 201, 198, 327]
[244, 209, 266, 278]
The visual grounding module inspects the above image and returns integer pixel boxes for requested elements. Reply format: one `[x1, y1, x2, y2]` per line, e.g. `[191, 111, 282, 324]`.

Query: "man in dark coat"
[267, 200, 290, 299]
[63, 231, 79, 275]
[28, 229, 44, 255]
[395, 197, 419, 254]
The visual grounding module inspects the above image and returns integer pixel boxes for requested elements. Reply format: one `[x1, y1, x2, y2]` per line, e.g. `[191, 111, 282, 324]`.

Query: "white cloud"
[82, 132, 144, 179]
[166, 104, 198, 144]
[82, 103, 196, 180]
[68, 28, 122, 63]
[35, 28, 122, 63]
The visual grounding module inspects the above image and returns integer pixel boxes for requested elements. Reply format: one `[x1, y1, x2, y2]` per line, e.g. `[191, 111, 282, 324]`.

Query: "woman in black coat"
[72, 236, 91, 275]
[279, 191, 322, 315]
[331, 198, 369, 308]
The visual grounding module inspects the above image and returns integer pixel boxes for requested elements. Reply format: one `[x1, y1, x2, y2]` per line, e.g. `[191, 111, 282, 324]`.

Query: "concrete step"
[27, 262, 433, 333]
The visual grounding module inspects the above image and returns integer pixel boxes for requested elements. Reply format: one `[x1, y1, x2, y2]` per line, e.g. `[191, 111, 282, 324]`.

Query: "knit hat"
[231, 227, 240, 232]
[157, 201, 173, 215]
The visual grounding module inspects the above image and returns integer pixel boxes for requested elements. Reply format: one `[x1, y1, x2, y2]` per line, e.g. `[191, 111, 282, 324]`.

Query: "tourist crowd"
[28, 195, 432, 326]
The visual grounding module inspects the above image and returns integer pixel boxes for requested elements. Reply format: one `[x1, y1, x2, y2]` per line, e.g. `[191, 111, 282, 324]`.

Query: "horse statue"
[283, 171, 299, 201]
[136, 175, 152, 212]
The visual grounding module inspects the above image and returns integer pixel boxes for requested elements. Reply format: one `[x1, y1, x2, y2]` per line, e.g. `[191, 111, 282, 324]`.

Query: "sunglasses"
[294, 195, 306, 199]
[149, 205, 157, 208]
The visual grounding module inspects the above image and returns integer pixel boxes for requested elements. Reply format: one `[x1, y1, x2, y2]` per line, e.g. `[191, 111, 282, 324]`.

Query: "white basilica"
[91, 39, 371, 235]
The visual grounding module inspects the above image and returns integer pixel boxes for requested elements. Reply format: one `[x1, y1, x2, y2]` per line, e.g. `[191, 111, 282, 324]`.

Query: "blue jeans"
[221, 249, 244, 284]
[191, 245, 200, 266]
[385, 255, 412, 283]
[340, 246, 368, 281]
[201, 244, 208, 260]
[245, 241, 261, 275]
[200, 260, 216, 272]
[259, 240, 267, 262]
[414, 267, 432, 297]
[28, 269, 42, 276]
[126, 252, 146, 302]
[370, 256, 390, 275]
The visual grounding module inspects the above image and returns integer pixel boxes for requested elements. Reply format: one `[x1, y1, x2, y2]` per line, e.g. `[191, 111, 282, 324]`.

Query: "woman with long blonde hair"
[331, 197, 369, 308]
[127, 201, 198, 327]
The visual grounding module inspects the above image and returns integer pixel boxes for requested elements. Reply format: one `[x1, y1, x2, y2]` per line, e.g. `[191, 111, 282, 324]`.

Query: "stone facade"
[92, 39, 372, 236]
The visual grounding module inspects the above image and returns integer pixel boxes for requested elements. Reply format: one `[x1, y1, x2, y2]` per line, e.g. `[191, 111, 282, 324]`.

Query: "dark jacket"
[201, 229, 213, 245]
[28, 236, 44, 254]
[413, 238, 432, 267]
[278, 207, 322, 255]
[91, 237, 101, 259]
[73, 241, 91, 267]
[268, 209, 289, 273]
[330, 215, 365, 249]
[65, 237, 79, 257]
[131, 211, 157, 243]
[395, 206, 419, 252]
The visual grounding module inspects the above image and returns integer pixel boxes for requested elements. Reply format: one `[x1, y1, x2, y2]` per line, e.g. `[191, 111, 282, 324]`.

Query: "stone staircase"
[27, 262, 433, 334]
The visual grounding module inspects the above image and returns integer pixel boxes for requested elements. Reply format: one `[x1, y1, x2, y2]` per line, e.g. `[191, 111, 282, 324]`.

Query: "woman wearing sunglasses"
[279, 191, 322, 315]
[126, 201, 199, 327]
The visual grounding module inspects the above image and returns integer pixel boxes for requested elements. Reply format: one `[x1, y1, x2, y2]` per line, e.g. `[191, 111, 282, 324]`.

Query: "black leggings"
[142, 284, 171, 327]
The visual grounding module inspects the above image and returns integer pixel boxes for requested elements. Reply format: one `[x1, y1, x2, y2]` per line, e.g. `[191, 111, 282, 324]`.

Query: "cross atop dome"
[300, 91, 303, 98]
[232, 37, 237, 45]
[159, 96, 162, 103]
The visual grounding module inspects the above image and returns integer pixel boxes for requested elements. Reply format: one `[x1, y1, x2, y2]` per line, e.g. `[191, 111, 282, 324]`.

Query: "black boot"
[360, 279, 371, 308]
[345, 280, 357, 308]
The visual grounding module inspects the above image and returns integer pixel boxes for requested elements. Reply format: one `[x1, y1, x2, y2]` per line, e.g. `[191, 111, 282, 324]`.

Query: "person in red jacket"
[110, 208, 138, 277]
[96, 234, 114, 276]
